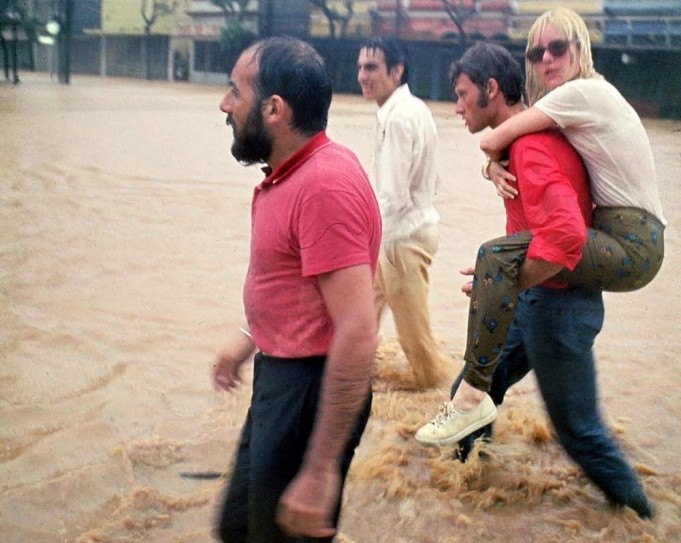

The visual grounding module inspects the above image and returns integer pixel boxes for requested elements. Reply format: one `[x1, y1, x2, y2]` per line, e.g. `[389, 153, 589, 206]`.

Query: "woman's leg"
[414, 234, 531, 446]
[558, 207, 665, 292]
[424, 207, 665, 449]
[453, 315, 533, 461]
[463, 207, 665, 393]
[462, 231, 532, 392]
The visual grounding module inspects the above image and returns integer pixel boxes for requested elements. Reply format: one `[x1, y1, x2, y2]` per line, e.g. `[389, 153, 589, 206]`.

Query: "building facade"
[603, 0, 681, 48]
[371, 0, 510, 41]
[10, 0, 681, 117]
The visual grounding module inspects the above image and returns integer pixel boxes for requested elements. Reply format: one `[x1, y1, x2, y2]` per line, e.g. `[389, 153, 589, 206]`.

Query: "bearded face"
[228, 98, 273, 166]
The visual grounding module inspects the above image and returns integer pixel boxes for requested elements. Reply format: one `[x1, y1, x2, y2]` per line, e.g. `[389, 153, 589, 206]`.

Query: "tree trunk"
[143, 32, 150, 79]
[11, 25, 19, 83]
[58, 0, 73, 84]
[0, 34, 9, 81]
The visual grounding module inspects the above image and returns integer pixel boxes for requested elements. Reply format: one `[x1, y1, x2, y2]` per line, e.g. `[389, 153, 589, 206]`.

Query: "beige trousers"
[374, 223, 450, 388]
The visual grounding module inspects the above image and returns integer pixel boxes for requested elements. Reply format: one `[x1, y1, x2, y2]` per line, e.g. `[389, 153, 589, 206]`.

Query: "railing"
[600, 15, 681, 49]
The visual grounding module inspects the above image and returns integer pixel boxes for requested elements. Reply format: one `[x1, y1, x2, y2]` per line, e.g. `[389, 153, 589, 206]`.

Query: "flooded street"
[1, 73, 680, 542]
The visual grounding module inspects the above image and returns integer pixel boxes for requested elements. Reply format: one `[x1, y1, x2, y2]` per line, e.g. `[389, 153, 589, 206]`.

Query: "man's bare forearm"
[303, 327, 375, 471]
[518, 258, 564, 291]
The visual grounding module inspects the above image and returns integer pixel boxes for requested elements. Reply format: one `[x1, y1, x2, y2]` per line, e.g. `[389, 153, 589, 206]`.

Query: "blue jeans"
[455, 286, 651, 517]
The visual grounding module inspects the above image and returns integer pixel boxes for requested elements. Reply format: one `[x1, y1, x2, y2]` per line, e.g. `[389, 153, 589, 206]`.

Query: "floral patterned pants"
[463, 206, 665, 391]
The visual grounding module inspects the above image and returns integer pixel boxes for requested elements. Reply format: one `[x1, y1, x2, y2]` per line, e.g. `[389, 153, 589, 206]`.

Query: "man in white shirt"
[357, 37, 450, 388]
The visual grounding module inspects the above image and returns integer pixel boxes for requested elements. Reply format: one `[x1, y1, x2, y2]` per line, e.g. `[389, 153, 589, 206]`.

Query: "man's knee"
[552, 414, 610, 458]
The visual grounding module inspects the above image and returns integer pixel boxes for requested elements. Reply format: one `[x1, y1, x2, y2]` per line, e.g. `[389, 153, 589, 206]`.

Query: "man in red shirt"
[212, 37, 382, 541]
[417, 43, 651, 518]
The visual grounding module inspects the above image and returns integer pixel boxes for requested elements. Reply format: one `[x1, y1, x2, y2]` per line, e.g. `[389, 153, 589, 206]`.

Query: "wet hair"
[248, 37, 332, 135]
[450, 42, 523, 106]
[525, 8, 603, 105]
[360, 36, 409, 84]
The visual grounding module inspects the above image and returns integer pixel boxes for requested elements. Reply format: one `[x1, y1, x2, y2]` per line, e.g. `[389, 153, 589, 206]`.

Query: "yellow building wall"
[103, 0, 180, 35]
[310, 0, 374, 38]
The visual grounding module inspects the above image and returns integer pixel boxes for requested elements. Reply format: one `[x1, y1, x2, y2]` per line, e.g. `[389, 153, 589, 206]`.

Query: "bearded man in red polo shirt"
[212, 38, 382, 542]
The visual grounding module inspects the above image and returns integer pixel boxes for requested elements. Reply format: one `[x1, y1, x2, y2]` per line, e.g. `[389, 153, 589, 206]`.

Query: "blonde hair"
[525, 8, 602, 105]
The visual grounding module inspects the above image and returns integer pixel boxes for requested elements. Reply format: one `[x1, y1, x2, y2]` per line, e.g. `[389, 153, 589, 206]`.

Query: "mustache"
[226, 115, 234, 127]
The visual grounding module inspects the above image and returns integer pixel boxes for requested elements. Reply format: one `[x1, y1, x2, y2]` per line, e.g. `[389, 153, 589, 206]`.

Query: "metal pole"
[11, 24, 19, 83]
[58, 0, 73, 84]
[395, 0, 403, 38]
[259, 0, 274, 38]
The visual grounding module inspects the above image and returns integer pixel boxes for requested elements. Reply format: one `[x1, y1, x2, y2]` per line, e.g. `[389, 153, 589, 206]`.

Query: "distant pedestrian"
[358, 36, 450, 389]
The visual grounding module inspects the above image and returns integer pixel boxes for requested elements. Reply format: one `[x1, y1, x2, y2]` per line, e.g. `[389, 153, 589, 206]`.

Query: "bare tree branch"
[210, 0, 250, 26]
[140, 0, 177, 35]
[441, 0, 480, 43]
[308, 0, 355, 39]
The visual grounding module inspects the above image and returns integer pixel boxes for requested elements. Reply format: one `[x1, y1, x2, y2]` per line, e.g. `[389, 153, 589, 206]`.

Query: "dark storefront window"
[193, 40, 227, 73]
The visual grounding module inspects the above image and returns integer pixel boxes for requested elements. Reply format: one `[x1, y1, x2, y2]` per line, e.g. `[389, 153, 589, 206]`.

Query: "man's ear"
[390, 63, 405, 85]
[486, 78, 500, 100]
[262, 95, 288, 125]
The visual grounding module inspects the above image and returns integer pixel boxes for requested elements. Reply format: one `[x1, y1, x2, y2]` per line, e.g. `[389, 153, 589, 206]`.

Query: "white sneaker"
[415, 395, 498, 446]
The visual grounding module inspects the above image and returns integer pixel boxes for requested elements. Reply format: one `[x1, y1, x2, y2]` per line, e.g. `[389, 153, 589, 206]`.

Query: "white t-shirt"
[372, 84, 441, 243]
[535, 78, 665, 223]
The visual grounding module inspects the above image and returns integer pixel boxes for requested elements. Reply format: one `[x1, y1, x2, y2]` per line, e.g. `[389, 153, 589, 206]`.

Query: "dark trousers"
[216, 353, 372, 543]
[455, 287, 651, 516]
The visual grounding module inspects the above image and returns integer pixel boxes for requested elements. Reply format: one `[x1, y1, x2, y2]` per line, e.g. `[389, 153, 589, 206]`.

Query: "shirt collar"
[259, 131, 330, 188]
[376, 84, 410, 125]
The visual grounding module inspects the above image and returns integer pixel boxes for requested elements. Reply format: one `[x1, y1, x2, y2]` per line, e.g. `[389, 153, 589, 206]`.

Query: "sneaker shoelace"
[430, 401, 456, 427]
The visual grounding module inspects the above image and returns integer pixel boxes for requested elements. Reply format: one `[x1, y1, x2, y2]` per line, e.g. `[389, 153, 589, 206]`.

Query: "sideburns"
[477, 87, 489, 108]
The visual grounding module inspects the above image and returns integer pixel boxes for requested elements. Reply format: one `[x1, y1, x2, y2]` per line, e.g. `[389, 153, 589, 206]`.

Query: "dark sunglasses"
[525, 39, 578, 64]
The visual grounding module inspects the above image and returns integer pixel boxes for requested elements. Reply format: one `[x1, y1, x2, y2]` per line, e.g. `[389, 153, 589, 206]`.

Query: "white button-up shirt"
[372, 84, 440, 243]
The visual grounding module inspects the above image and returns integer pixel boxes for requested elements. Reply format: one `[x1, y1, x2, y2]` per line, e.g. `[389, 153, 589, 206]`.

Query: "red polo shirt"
[507, 131, 592, 281]
[243, 131, 381, 358]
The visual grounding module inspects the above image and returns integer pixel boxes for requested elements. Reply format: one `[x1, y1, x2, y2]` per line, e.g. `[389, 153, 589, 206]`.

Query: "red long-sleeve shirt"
[507, 130, 592, 274]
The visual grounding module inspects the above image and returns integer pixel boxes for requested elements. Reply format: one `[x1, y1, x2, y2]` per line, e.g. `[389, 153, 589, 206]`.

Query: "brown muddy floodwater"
[1, 73, 680, 543]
